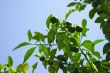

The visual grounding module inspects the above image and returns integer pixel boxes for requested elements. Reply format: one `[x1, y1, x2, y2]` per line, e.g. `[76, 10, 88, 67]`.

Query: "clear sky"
[0, 0, 106, 73]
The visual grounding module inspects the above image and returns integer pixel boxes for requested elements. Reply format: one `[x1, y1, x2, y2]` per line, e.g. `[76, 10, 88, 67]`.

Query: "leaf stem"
[79, 48, 97, 73]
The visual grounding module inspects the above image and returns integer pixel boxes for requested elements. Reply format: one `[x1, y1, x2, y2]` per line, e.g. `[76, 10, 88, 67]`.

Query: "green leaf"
[38, 45, 44, 53]
[93, 39, 104, 45]
[48, 65, 56, 73]
[23, 47, 35, 64]
[32, 32, 45, 42]
[48, 30, 55, 44]
[8, 56, 13, 66]
[34, 54, 42, 58]
[56, 32, 70, 50]
[82, 27, 89, 36]
[0, 64, 2, 70]
[72, 53, 81, 64]
[67, 2, 76, 7]
[22, 63, 29, 72]
[49, 49, 57, 62]
[13, 42, 29, 51]
[89, 9, 96, 19]
[65, 9, 75, 20]
[32, 62, 38, 73]
[27, 30, 32, 42]
[9, 67, 16, 73]
[93, 51, 102, 59]
[95, 17, 104, 23]
[102, 60, 110, 69]
[42, 60, 47, 69]
[52, 61, 59, 72]
[16, 64, 23, 72]
[46, 14, 52, 29]
[82, 19, 87, 28]
[103, 43, 110, 54]
[82, 40, 94, 52]
[43, 46, 50, 58]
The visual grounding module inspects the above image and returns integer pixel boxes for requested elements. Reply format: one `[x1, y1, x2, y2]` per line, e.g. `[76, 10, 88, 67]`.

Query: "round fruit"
[48, 60, 54, 65]
[50, 16, 59, 24]
[70, 46, 79, 53]
[68, 26, 75, 33]
[57, 55, 66, 62]
[64, 22, 72, 28]
[92, 2, 98, 8]
[40, 56, 45, 61]
[75, 26, 83, 32]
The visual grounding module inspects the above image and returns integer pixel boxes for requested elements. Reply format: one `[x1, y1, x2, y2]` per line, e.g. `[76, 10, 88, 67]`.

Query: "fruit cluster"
[64, 21, 83, 33]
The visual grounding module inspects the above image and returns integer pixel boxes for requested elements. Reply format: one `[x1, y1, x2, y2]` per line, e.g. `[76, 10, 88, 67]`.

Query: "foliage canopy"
[1, 0, 110, 73]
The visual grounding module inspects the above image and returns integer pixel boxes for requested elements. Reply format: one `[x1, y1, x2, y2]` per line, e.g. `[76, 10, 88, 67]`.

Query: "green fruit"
[50, 16, 59, 24]
[92, 2, 98, 8]
[40, 56, 45, 61]
[75, 26, 83, 32]
[48, 60, 54, 65]
[68, 26, 75, 33]
[70, 46, 79, 53]
[57, 55, 66, 62]
[64, 22, 72, 28]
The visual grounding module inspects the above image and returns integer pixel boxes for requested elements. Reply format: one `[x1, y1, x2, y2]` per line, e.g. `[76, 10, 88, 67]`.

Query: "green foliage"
[27, 30, 32, 42]
[67, 2, 76, 7]
[13, 42, 29, 51]
[23, 47, 35, 64]
[8, 56, 13, 67]
[32, 62, 38, 73]
[1, 0, 110, 73]
[46, 14, 52, 29]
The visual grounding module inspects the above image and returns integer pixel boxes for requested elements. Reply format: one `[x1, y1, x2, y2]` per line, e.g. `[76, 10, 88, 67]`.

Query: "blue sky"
[0, 0, 106, 73]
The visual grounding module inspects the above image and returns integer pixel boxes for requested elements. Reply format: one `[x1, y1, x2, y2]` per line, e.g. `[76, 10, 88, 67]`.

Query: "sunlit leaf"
[67, 2, 76, 7]
[37, 44, 50, 58]
[34, 54, 42, 58]
[16, 64, 23, 72]
[82, 27, 89, 36]
[44, 48, 50, 59]
[32, 32, 45, 42]
[13, 42, 29, 51]
[93, 39, 104, 45]
[0, 64, 2, 70]
[72, 53, 81, 64]
[82, 40, 94, 52]
[82, 19, 87, 28]
[46, 14, 52, 29]
[56, 32, 70, 50]
[48, 30, 55, 44]
[93, 51, 102, 59]
[22, 63, 29, 72]
[8, 56, 13, 66]
[27, 30, 32, 42]
[38, 45, 44, 53]
[9, 67, 16, 73]
[42, 60, 47, 69]
[65, 9, 75, 20]
[49, 49, 57, 62]
[23, 47, 35, 64]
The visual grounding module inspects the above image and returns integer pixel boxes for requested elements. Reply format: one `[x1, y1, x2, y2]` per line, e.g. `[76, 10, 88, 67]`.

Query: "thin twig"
[79, 48, 96, 73]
